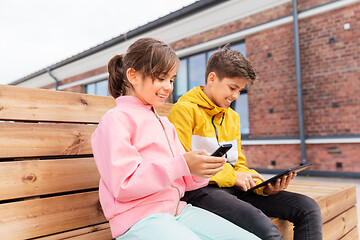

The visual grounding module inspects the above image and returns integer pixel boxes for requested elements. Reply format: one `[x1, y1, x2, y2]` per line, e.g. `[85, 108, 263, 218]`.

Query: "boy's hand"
[235, 172, 265, 191]
[263, 172, 296, 195]
[184, 150, 226, 178]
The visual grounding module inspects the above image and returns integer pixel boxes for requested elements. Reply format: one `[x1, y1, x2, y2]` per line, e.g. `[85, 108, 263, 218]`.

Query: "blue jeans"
[116, 204, 260, 240]
[182, 185, 323, 240]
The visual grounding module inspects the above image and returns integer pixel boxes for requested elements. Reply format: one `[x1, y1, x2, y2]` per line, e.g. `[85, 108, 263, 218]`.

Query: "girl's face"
[205, 72, 248, 108]
[130, 65, 178, 107]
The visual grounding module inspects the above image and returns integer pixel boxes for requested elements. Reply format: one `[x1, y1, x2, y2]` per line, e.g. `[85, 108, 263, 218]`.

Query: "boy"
[168, 47, 323, 240]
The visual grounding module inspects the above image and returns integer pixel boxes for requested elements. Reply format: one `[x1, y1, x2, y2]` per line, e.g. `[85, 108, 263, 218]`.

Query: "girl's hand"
[263, 172, 296, 195]
[184, 150, 226, 178]
[235, 172, 265, 191]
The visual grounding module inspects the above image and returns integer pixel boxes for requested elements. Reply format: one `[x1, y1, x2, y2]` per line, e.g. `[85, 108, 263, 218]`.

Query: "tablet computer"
[248, 163, 312, 191]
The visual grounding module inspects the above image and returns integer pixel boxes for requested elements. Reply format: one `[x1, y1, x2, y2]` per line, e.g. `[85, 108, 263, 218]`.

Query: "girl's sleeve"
[91, 113, 191, 202]
[167, 117, 209, 191]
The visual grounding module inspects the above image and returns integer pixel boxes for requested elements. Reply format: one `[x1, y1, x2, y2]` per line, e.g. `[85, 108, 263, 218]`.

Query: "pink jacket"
[91, 96, 208, 238]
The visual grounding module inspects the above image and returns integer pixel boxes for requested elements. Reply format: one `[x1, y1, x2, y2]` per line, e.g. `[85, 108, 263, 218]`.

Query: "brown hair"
[205, 46, 256, 85]
[108, 38, 179, 98]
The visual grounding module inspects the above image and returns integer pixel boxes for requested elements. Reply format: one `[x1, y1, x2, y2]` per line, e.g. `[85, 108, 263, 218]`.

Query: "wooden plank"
[286, 181, 357, 222]
[34, 223, 112, 240]
[0, 158, 99, 201]
[0, 84, 115, 123]
[0, 191, 107, 240]
[269, 181, 358, 239]
[315, 185, 356, 223]
[323, 206, 358, 240]
[0, 85, 172, 123]
[59, 228, 112, 240]
[339, 226, 359, 240]
[271, 218, 293, 240]
[0, 122, 95, 158]
[272, 206, 358, 240]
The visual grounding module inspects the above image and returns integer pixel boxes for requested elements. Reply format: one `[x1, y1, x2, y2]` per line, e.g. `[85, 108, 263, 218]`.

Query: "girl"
[91, 38, 259, 240]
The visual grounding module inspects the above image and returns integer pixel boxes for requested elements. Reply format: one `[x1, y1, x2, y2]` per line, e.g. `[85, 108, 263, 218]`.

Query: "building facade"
[11, 0, 360, 176]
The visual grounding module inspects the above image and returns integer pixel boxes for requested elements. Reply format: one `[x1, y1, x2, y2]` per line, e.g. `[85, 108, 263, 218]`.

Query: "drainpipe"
[46, 68, 59, 90]
[292, 0, 307, 165]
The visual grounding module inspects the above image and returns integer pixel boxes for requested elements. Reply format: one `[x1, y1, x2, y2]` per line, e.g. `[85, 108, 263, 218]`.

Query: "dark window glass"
[188, 53, 206, 89]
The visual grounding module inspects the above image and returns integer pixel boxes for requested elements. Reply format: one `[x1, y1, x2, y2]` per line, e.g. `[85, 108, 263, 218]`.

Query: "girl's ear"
[126, 68, 138, 86]
[207, 72, 217, 86]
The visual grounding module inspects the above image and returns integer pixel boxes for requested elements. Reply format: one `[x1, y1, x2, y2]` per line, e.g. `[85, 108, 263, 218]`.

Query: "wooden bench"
[0, 84, 357, 239]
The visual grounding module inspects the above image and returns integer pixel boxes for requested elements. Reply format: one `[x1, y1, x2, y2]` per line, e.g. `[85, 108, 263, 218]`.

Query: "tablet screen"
[248, 163, 312, 191]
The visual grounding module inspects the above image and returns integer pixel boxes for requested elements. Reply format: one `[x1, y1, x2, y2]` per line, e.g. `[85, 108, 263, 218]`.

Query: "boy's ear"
[207, 72, 217, 86]
[126, 68, 138, 85]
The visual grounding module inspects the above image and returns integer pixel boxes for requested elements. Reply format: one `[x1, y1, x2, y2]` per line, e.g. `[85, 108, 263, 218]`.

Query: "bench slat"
[287, 181, 357, 223]
[340, 226, 359, 240]
[0, 191, 106, 240]
[0, 84, 115, 123]
[0, 158, 99, 201]
[0, 122, 95, 158]
[0, 84, 172, 123]
[323, 206, 358, 240]
[34, 223, 111, 240]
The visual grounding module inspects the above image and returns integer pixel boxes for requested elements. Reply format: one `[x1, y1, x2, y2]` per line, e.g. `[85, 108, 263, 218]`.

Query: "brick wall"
[243, 144, 301, 170]
[242, 2, 360, 172]
[244, 143, 360, 173]
[300, 3, 360, 136]
[171, 2, 293, 51]
[247, 23, 299, 138]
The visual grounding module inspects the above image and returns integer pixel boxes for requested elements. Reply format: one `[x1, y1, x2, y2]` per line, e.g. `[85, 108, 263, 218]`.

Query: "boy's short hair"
[205, 46, 256, 85]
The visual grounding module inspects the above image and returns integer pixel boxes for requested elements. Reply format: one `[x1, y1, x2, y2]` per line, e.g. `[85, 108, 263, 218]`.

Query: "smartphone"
[211, 144, 233, 157]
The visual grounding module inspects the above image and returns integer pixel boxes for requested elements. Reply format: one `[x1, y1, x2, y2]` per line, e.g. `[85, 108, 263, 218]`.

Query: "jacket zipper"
[152, 107, 181, 216]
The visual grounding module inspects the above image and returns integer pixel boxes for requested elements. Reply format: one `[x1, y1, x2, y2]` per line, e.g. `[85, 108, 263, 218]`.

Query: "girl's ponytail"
[108, 54, 130, 98]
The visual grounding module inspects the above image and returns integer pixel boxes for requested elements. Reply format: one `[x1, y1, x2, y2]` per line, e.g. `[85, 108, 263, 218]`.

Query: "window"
[175, 41, 250, 135]
[174, 59, 188, 102]
[188, 53, 206, 89]
[85, 80, 108, 96]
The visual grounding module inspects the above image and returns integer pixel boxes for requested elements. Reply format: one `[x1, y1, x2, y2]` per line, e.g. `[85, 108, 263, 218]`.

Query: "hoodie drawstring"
[211, 115, 220, 145]
[211, 112, 225, 143]
[220, 112, 225, 125]
[212, 112, 231, 162]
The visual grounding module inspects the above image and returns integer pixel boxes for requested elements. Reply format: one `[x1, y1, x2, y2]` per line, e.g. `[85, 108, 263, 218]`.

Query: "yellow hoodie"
[168, 86, 266, 195]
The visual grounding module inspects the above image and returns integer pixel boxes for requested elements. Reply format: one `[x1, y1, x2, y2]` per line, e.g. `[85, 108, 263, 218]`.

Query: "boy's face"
[205, 72, 248, 108]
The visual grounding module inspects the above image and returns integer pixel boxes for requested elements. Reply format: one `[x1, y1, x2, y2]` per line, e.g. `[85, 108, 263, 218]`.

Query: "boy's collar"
[197, 86, 228, 115]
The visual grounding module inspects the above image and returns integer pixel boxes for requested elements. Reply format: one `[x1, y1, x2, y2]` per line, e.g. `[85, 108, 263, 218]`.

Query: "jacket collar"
[115, 96, 153, 111]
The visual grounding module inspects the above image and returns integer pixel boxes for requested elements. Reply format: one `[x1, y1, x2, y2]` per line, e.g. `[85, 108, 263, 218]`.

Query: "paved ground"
[261, 173, 360, 236]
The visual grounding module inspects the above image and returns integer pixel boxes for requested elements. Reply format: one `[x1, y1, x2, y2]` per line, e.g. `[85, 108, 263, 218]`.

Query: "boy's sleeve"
[168, 103, 193, 152]
[233, 115, 268, 196]
[209, 163, 237, 187]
